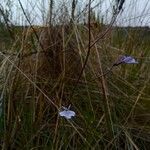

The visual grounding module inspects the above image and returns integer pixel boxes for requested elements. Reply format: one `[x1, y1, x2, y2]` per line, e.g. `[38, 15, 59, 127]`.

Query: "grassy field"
[0, 0, 150, 149]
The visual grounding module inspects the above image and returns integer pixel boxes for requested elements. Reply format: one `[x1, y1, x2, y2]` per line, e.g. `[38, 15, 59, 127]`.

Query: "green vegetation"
[0, 0, 150, 149]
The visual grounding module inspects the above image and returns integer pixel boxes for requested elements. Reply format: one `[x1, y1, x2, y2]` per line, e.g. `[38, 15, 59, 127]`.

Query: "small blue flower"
[113, 55, 138, 66]
[59, 105, 76, 119]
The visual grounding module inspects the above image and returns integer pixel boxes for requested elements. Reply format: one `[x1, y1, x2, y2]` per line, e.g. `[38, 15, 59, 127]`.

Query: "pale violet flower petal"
[114, 55, 138, 66]
[122, 56, 138, 64]
[59, 110, 76, 119]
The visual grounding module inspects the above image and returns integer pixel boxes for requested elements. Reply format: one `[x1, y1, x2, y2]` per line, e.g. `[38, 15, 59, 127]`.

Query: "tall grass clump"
[0, 0, 150, 149]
